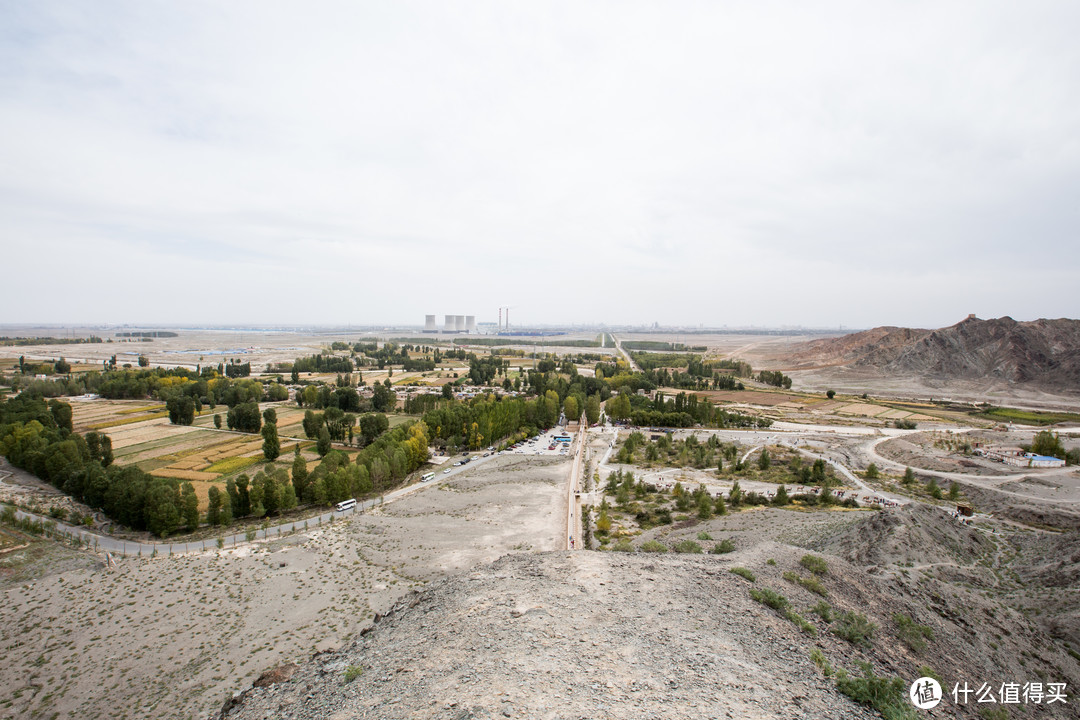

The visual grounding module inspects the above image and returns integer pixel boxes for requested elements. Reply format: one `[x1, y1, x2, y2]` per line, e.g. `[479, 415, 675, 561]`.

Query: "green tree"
[261, 421, 281, 461]
[826, 390, 836, 399]
[214, 413, 222, 429]
[207, 486, 224, 526]
[712, 492, 727, 515]
[48, 399, 73, 431]
[262, 408, 277, 425]
[728, 480, 743, 507]
[903, 467, 916, 485]
[697, 490, 713, 519]
[865, 463, 879, 479]
[235, 474, 251, 517]
[1031, 431, 1066, 459]
[773, 484, 790, 506]
[948, 482, 959, 501]
[317, 427, 332, 457]
[563, 395, 580, 421]
[585, 394, 601, 425]
[144, 480, 182, 537]
[181, 482, 199, 529]
[757, 448, 771, 471]
[292, 450, 309, 501]
[372, 382, 397, 412]
[606, 393, 632, 421]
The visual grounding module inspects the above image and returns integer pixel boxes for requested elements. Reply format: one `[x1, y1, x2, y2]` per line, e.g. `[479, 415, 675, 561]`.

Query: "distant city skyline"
[2, 2, 1078, 328]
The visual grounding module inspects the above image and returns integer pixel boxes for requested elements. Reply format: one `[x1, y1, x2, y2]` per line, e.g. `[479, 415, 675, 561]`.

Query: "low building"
[1024, 454, 1065, 469]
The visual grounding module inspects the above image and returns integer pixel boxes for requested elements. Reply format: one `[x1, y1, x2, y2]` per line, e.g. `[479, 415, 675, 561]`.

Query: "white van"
[421, 472, 435, 482]
[336, 498, 357, 512]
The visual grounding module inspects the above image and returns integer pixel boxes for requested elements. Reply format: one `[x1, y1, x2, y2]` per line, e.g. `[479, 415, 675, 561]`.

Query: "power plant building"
[431, 314, 475, 333]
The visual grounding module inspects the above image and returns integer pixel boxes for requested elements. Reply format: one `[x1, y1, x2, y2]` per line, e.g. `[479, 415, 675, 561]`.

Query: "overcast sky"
[2, 1, 1078, 330]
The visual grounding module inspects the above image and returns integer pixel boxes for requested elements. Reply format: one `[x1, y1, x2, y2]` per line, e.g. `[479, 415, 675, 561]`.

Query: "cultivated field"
[70, 400, 309, 511]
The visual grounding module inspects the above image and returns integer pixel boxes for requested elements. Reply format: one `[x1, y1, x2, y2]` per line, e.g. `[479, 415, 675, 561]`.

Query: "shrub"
[673, 540, 703, 554]
[344, 665, 363, 683]
[611, 539, 634, 552]
[784, 609, 817, 636]
[710, 538, 736, 554]
[810, 648, 832, 676]
[639, 540, 668, 553]
[730, 567, 756, 582]
[865, 463, 879, 479]
[894, 613, 934, 653]
[811, 600, 833, 623]
[834, 611, 876, 647]
[697, 531, 713, 541]
[917, 665, 942, 683]
[766, 558, 776, 566]
[783, 571, 828, 597]
[750, 587, 788, 611]
[835, 662, 915, 720]
[799, 554, 829, 576]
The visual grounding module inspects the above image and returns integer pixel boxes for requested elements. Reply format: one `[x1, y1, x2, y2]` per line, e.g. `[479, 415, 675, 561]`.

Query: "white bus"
[421, 472, 436, 482]
[335, 498, 357, 512]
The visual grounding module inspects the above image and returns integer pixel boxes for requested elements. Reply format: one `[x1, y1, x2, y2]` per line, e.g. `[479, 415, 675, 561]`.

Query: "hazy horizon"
[3, 2, 1079, 328]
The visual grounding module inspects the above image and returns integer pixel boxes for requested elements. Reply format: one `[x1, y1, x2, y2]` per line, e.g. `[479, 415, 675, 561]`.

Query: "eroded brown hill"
[787, 316, 1080, 391]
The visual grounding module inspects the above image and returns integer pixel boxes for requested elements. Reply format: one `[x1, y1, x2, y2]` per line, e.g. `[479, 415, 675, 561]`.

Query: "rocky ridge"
[220, 513, 1080, 720]
[785, 316, 1080, 393]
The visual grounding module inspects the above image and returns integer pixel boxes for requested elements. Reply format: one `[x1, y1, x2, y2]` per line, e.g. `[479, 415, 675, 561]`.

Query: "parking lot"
[504, 429, 574, 457]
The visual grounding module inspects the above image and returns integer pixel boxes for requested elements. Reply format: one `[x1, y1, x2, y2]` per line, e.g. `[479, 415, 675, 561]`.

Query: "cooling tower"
[455, 315, 466, 332]
[444, 315, 455, 332]
[424, 315, 437, 332]
[466, 315, 476, 333]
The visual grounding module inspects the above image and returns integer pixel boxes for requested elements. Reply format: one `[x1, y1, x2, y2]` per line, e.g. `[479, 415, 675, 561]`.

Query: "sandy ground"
[0, 326, 611, 374]
[0, 454, 567, 720]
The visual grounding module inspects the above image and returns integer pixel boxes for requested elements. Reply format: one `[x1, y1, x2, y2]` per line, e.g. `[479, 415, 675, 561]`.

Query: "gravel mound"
[809, 504, 989, 567]
[220, 540, 1080, 720]
[219, 551, 880, 720]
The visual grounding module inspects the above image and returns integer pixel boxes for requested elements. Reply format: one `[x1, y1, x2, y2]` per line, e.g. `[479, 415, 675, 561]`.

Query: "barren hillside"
[783, 316, 1080, 394]
[220, 515, 1080, 720]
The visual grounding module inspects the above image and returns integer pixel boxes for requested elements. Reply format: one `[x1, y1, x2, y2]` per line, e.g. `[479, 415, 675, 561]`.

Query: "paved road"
[611, 335, 641, 372]
[566, 417, 588, 550]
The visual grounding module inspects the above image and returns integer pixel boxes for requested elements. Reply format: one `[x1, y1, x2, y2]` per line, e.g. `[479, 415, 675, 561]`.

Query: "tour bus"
[421, 472, 436, 482]
[335, 498, 357, 512]
[553, 435, 572, 444]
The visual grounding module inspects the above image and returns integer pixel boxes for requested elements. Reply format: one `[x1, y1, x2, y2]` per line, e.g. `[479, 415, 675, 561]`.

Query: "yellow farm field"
[835, 403, 889, 417]
[107, 421, 203, 449]
[152, 468, 219, 482]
